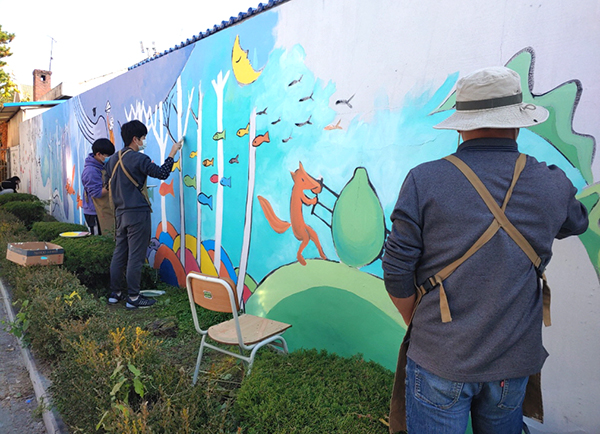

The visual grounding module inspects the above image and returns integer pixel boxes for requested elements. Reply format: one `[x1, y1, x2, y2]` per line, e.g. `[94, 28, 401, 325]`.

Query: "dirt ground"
[0, 293, 46, 434]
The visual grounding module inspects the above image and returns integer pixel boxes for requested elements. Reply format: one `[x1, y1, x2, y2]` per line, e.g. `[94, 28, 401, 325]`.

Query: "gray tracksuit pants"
[110, 210, 151, 297]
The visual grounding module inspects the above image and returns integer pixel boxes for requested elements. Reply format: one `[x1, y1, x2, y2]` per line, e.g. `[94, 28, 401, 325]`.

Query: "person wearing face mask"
[105, 120, 183, 310]
[82, 138, 115, 235]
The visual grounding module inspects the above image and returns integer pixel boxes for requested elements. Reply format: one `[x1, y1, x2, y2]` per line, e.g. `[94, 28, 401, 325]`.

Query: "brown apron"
[83, 167, 115, 237]
[389, 154, 548, 433]
[91, 192, 115, 237]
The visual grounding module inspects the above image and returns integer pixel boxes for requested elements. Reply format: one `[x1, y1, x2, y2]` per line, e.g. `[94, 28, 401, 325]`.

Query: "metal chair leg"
[192, 335, 207, 385]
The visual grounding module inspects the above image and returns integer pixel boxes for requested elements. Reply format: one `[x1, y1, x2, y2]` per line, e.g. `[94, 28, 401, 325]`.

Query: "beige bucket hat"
[433, 66, 549, 131]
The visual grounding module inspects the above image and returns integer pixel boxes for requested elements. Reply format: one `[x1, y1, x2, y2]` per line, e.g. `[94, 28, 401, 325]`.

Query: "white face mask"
[104, 156, 110, 163]
[138, 138, 147, 151]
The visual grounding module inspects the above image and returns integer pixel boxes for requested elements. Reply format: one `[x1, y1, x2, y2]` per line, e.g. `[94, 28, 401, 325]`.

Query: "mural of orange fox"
[258, 162, 327, 266]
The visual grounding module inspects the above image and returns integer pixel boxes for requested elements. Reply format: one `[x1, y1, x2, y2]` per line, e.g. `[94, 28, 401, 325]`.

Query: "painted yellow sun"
[232, 35, 262, 85]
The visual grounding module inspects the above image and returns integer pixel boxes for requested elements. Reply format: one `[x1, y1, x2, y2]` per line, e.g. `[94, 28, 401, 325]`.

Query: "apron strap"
[419, 154, 544, 324]
[444, 154, 550, 326]
[110, 149, 152, 209]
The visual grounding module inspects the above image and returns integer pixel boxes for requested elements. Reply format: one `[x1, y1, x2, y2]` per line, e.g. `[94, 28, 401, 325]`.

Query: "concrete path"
[0, 279, 64, 434]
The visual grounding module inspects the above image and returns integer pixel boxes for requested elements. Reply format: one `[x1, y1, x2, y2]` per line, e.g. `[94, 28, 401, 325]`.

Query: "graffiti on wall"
[19, 10, 597, 373]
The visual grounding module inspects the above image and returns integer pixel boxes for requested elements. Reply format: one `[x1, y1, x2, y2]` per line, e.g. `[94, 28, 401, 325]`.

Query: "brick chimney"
[33, 69, 52, 101]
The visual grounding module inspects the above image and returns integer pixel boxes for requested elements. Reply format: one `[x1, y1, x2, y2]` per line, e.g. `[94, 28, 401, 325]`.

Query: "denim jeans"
[406, 357, 528, 434]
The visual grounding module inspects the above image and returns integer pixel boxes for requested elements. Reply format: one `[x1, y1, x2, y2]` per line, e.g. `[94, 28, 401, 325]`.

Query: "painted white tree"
[150, 101, 170, 233]
[124, 101, 154, 126]
[195, 84, 203, 269]
[211, 70, 230, 276]
[148, 82, 193, 239]
[236, 109, 257, 305]
[176, 77, 194, 268]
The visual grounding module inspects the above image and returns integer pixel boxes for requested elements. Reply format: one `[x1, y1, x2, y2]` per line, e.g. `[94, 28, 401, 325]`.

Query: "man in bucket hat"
[382, 66, 588, 433]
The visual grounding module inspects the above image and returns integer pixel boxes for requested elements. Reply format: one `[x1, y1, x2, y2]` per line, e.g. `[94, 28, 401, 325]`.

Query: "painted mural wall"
[16, 0, 600, 432]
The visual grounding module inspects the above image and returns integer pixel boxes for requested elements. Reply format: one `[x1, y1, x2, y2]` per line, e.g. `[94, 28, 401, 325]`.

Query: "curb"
[0, 278, 63, 434]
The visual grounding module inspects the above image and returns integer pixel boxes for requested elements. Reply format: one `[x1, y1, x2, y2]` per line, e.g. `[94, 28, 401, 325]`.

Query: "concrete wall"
[16, 0, 600, 431]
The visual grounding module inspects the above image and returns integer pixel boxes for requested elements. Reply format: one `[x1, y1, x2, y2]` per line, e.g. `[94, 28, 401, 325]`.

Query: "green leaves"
[236, 349, 393, 433]
[0, 24, 16, 102]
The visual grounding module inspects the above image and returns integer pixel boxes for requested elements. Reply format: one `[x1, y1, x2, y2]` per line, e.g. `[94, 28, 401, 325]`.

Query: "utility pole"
[140, 41, 156, 59]
[48, 36, 57, 71]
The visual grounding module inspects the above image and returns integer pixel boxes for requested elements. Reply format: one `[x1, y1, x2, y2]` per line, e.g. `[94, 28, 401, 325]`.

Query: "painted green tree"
[0, 25, 17, 103]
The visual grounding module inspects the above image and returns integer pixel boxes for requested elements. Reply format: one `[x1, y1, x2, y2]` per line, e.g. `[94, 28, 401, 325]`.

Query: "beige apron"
[389, 154, 548, 433]
[91, 192, 115, 237]
[84, 167, 115, 237]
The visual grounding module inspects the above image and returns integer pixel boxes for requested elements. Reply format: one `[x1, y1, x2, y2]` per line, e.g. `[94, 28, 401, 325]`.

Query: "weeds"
[2, 299, 30, 338]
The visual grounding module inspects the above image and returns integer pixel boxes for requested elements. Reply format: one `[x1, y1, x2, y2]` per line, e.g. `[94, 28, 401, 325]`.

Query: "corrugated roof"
[128, 0, 289, 70]
[0, 100, 66, 123]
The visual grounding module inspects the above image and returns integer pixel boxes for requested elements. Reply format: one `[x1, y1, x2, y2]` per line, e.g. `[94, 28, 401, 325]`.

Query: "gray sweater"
[382, 138, 588, 382]
[105, 147, 174, 216]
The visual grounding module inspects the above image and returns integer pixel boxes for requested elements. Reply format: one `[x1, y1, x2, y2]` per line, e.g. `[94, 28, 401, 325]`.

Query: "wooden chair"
[186, 271, 292, 384]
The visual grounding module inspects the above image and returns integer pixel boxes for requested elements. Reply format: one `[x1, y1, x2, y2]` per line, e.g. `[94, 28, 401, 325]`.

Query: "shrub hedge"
[0, 208, 32, 245]
[0, 192, 39, 206]
[51, 322, 240, 433]
[2, 200, 46, 230]
[236, 349, 393, 433]
[53, 235, 115, 295]
[31, 221, 89, 241]
[8, 266, 105, 359]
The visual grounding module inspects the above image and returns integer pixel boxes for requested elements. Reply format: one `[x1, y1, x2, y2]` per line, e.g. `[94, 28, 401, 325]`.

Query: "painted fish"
[159, 179, 175, 197]
[171, 158, 181, 172]
[282, 135, 293, 143]
[271, 117, 281, 125]
[202, 158, 214, 167]
[324, 119, 342, 131]
[212, 130, 226, 141]
[237, 123, 250, 137]
[76, 192, 83, 209]
[229, 154, 239, 164]
[183, 175, 196, 188]
[197, 192, 213, 210]
[190, 151, 198, 159]
[257, 107, 268, 116]
[335, 93, 355, 109]
[252, 131, 270, 147]
[295, 116, 312, 127]
[220, 177, 232, 188]
[65, 181, 75, 195]
[288, 75, 303, 87]
[210, 174, 219, 183]
[299, 91, 314, 102]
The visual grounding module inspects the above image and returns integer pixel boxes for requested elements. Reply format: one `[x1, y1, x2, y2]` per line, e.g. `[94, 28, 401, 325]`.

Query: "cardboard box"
[6, 242, 64, 266]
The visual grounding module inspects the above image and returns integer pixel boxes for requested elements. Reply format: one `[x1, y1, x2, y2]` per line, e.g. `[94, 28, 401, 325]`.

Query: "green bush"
[0, 192, 39, 206]
[0, 208, 31, 244]
[0, 209, 37, 281]
[8, 266, 105, 360]
[41, 213, 58, 222]
[2, 200, 46, 229]
[51, 322, 239, 434]
[31, 221, 89, 241]
[51, 324, 163, 432]
[236, 349, 393, 434]
[53, 235, 115, 295]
